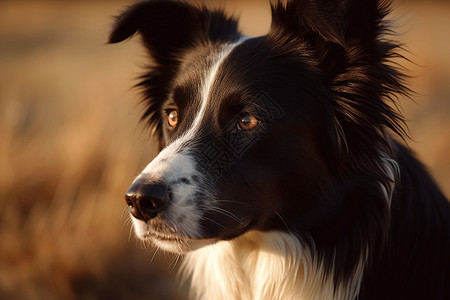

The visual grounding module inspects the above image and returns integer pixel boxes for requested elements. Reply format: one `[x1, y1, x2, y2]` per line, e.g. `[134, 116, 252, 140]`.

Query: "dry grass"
[0, 0, 449, 299]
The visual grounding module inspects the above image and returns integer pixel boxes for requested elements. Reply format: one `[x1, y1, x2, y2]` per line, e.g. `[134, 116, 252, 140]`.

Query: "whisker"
[128, 224, 134, 242]
[202, 216, 227, 229]
[209, 206, 243, 224]
[150, 245, 160, 262]
[170, 253, 182, 271]
[121, 206, 131, 226]
[274, 211, 290, 232]
[213, 199, 244, 204]
[141, 239, 149, 252]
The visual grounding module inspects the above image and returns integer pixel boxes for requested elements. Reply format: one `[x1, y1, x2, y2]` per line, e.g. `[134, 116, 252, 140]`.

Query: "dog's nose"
[125, 180, 170, 221]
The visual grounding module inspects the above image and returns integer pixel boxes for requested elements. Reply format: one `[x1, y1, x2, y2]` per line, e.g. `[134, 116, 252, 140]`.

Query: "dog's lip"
[143, 231, 188, 242]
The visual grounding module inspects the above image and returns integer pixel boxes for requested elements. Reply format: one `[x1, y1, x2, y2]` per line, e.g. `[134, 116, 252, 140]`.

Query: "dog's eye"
[167, 110, 178, 128]
[238, 115, 259, 131]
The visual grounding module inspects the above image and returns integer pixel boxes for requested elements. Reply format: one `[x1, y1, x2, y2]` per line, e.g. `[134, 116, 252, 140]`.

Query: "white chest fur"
[181, 231, 363, 300]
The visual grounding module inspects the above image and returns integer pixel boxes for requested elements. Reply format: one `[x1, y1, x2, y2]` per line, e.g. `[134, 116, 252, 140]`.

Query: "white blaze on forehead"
[141, 37, 250, 182]
[188, 37, 250, 139]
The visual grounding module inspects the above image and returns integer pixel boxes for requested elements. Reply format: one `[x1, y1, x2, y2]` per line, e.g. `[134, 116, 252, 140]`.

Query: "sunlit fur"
[182, 231, 365, 300]
[110, 0, 450, 299]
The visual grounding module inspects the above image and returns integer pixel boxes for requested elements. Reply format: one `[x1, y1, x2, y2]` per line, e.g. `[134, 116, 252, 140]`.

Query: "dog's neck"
[181, 231, 363, 300]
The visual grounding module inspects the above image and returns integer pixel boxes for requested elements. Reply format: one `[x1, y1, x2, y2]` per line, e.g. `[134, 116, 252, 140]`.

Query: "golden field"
[0, 0, 449, 299]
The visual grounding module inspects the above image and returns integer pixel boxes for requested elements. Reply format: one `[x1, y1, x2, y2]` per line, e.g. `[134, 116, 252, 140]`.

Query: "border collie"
[109, 0, 450, 299]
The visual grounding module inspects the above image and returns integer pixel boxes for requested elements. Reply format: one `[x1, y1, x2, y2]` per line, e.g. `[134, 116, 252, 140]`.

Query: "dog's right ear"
[108, 1, 239, 147]
[108, 0, 239, 64]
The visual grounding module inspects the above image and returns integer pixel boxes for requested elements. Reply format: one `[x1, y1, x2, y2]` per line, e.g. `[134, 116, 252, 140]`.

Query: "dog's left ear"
[270, 0, 383, 79]
[271, 0, 408, 174]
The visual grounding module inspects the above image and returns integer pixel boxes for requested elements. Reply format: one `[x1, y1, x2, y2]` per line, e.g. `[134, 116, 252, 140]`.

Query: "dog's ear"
[108, 1, 239, 147]
[270, 0, 384, 79]
[270, 0, 408, 174]
[108, 0, 239, 64]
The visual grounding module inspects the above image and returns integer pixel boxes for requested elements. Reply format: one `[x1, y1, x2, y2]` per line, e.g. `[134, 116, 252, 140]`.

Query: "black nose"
[125, 180, 170, 221]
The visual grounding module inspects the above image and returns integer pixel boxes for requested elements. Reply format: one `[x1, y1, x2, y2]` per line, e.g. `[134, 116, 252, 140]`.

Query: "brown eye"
[168, 110, 178, 128]
[238, 115, 259, 131]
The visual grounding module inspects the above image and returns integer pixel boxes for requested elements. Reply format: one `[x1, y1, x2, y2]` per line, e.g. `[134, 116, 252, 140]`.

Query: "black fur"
[110, 0, 450, 298]
[109, 0, 240, 145]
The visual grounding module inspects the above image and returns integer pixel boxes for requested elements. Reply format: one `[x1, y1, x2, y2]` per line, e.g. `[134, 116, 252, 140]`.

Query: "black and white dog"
[109, 0, 450, 299]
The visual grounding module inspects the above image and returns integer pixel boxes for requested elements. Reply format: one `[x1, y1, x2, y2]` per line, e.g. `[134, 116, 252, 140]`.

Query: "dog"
[109, 0, 450, 299]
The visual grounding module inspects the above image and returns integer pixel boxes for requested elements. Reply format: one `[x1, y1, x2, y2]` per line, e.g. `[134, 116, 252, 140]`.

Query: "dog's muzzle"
[125, 179, 170, 221]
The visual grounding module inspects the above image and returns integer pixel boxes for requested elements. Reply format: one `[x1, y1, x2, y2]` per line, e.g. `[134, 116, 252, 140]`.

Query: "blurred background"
[0, 0, 449, 299]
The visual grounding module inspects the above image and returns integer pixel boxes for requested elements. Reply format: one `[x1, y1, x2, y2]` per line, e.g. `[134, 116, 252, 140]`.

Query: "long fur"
[182, 231, 365, 300]
[109, 0, 450, 299]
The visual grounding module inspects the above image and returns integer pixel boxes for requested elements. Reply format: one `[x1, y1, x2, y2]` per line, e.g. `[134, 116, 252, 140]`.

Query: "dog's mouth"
[130, 218, 213, 252]
[145, 216, 253, 240]
[143, 231, 186, 242]
[132, 215, 254, 253]
[144, 230, 218, 253]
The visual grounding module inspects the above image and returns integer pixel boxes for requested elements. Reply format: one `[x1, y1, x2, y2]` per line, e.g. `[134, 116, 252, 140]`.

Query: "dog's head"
[109, 0, 406, 253]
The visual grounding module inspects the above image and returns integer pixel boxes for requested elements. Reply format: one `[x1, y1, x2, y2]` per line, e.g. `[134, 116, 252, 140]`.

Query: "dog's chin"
[148, 235, 217, 253]
[131, 218, 217, 253]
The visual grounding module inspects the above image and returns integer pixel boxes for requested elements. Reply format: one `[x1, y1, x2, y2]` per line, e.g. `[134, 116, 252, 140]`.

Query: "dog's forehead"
[172, 38, 268, 110]
[176, 43, 224, 85]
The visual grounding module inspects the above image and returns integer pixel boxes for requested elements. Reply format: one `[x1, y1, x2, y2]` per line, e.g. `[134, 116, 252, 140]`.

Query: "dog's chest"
[181, 231, 359, 300]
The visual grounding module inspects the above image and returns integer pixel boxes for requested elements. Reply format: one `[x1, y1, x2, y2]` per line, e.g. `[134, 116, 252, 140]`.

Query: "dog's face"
[110, 0, 403, 253]
[125, 38, 335, 252]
